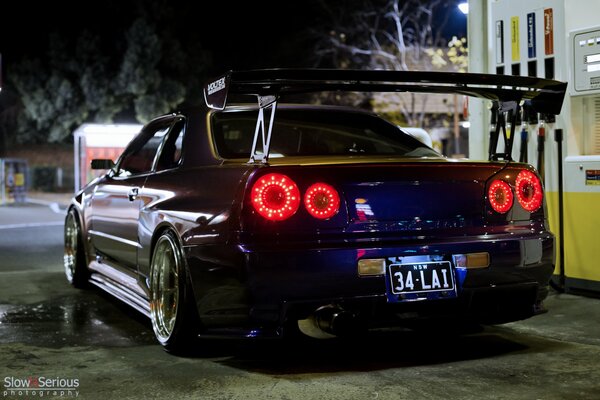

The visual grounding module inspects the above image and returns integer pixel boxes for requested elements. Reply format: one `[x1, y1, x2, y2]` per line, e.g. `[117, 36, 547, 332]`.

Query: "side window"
[155, 119, 185, 171]
[118, 126, 170, 176]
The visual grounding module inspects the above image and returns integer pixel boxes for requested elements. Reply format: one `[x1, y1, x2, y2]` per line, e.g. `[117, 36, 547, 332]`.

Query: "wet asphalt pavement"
[1, 202, 600, 399]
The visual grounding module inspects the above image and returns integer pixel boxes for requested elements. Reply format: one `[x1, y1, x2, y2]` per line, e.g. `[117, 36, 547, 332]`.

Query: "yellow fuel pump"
[471, 0, 600, 295]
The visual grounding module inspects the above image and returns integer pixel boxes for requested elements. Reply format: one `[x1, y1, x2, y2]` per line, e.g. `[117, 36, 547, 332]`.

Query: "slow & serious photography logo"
[3, 376, 80, 398]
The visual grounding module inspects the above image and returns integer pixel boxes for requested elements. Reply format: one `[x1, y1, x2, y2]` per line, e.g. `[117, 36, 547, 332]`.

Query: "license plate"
[387, 261, 455, 295]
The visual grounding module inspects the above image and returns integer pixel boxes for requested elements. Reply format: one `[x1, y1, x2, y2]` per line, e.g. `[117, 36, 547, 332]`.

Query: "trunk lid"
[339, 162, 502, 230]
[241, 160, 510, 235]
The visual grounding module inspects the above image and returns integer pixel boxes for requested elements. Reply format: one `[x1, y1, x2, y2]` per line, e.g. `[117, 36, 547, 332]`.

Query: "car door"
[89, 117, 175, 272]
[135, 117, 186, 280]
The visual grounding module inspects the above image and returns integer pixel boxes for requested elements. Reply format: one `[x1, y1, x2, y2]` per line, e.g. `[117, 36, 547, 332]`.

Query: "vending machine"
[73, 123, 141, 192]
[0, 158, 27, 205]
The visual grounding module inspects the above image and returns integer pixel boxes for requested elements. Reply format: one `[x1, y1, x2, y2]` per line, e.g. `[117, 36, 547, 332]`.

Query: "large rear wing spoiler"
[204, 69, 566, 114]
[203, 69, 567, 162]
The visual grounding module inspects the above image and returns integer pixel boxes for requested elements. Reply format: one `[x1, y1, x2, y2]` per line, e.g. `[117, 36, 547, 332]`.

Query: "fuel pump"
[482, 0, 600, 295]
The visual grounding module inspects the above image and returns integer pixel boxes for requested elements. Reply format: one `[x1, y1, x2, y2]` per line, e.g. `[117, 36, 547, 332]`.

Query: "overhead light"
[458, 2, 469, 14]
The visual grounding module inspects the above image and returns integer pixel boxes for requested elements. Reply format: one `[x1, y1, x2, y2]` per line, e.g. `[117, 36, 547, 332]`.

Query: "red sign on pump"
[544, 8, 554, 56]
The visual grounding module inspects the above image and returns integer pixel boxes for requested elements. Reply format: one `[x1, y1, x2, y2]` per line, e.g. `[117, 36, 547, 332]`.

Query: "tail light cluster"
[488, 169, 543, 214]
[251, 173, 340, 221]
[488, 179, 513, 213]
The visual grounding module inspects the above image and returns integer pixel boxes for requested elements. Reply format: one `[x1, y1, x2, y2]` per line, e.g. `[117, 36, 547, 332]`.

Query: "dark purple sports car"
[64, 69, 566, 353]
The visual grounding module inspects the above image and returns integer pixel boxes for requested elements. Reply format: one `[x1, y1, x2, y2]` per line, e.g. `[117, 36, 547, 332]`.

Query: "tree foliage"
[10, 56, 88, 143]
[426, 36, 469, 72]
[314, 0, 455, 70]
[117, 18, 186, 123]
[1, 9, 210, 146]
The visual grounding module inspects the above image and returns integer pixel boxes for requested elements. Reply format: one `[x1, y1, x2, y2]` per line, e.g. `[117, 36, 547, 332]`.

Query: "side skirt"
[89, 272, 150, 317]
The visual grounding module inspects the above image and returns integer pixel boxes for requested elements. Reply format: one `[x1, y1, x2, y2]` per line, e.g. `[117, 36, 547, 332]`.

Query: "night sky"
[0, 1, 466, 70]
[0, 0, 321, 72]
[0, 0, 466, 141]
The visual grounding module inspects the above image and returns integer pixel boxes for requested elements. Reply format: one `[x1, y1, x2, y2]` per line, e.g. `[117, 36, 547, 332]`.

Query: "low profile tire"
[64, 209, 90, 288]
[149, 230, 199, 354]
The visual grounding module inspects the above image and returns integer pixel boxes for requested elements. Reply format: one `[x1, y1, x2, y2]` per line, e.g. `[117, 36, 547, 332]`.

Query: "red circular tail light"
[488, 179, 513, 214]
[515, 170, 543, 212]
[304, 182, 340, 219]
[251, 173, 300, 221]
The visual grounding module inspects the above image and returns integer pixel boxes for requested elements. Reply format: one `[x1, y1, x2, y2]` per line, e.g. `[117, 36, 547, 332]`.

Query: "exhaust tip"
[297, 305, 360, 339]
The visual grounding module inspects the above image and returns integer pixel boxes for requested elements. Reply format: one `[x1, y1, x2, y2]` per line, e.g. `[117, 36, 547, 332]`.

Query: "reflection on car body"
[64, 69, 567, 353]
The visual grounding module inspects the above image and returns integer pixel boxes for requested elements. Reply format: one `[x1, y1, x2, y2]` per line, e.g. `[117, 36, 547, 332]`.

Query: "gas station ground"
[1, 196, 600, 399]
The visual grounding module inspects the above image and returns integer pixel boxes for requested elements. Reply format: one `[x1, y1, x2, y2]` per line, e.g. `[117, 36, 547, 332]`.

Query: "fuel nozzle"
[518, 106, 528, 163]
[488, 105, 499, 159]
[537, 115, 546, 180]
[541, 113, 556, 124]
[527, 107, 539, 125]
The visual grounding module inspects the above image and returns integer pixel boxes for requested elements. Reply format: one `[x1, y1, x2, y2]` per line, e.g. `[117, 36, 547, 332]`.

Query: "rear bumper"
[185, 232, 554, 332]
[280, 281, 544, 331]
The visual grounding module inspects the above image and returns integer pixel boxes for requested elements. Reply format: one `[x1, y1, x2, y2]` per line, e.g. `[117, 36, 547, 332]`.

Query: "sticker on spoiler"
[207, 77, 226, 95]
[204, 73, 231, 110]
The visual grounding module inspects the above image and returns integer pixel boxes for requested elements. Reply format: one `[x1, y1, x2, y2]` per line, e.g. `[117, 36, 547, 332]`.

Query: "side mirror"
[91, 159, 115, 170]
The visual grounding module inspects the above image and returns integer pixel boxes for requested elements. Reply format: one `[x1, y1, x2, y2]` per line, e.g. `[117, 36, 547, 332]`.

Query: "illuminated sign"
[544, 9, 554, 56]
[511, 16, 520, 62]
[527, 12, 536, 58]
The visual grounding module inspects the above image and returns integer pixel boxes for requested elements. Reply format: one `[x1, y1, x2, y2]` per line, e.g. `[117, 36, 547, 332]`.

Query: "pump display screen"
[573, 28, 600, 93]
[585, 53, 600, 73]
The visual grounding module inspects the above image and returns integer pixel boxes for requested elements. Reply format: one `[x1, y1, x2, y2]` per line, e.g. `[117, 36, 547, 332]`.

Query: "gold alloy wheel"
[150, 233, 181, 343]
[63, 211, 78, 283]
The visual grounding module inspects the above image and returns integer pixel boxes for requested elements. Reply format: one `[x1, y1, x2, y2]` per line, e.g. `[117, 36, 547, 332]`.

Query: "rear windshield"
[211, 108, 440, 159]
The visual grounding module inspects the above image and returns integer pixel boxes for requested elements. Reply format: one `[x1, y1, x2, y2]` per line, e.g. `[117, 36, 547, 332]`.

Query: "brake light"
[488, 179, 513, 213]
[251, 173, 300, 221]
[515, 170, 543, 212]
[304, 182, 340, 219]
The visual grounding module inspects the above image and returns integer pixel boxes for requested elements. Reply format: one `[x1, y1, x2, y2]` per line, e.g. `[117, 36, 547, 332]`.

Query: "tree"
[76, 31, 125, 124]
[2, 4, 211, 147]
[116, 18, 185, 123]
[10, 56, 88, 143]
[312, 0, 463, 127]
